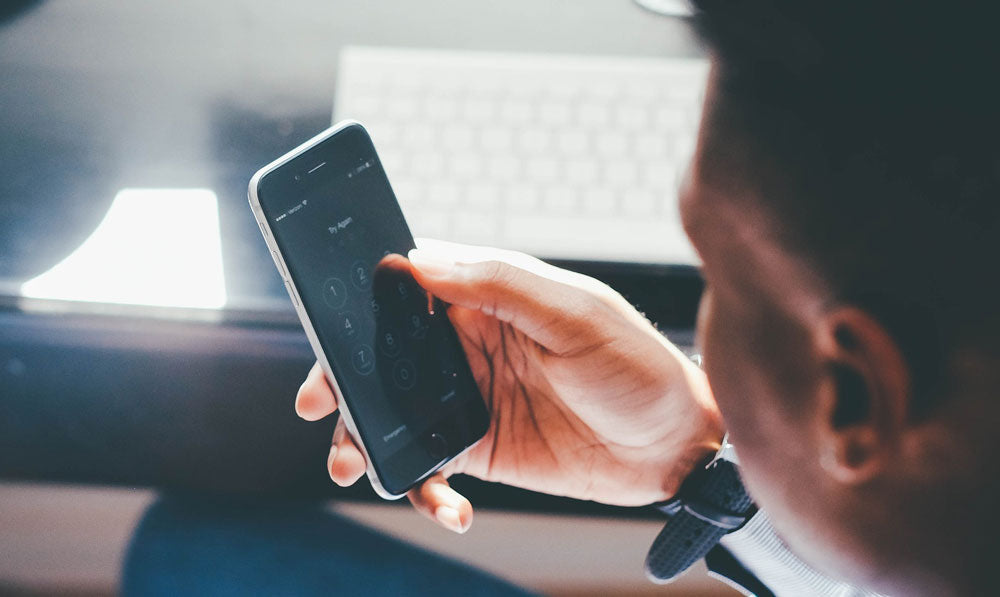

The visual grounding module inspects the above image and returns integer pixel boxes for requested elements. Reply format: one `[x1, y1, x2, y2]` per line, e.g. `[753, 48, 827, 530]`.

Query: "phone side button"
[284, 280, 300, 306]
[272, 251, 287, 277]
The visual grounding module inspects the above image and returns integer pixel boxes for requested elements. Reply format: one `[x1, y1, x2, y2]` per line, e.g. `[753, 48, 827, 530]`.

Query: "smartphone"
[248, 121, 490, 499]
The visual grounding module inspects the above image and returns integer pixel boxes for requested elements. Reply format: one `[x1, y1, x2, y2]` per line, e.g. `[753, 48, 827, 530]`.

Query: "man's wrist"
[660, 433, 725, 499]
[655, 431, 736, 508]
[659, 351, 726, 499]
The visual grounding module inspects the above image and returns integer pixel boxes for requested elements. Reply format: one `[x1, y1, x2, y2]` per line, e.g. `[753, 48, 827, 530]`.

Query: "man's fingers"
[296, 362, 338, 421]
[297, 365, 364, 485]
[408, 239, 615, 354]
[327, 417, 367, 486]
[407, 473, 473, 534]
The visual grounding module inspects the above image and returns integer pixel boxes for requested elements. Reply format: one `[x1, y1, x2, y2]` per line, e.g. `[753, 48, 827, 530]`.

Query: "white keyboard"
[335, 47, 708, 264]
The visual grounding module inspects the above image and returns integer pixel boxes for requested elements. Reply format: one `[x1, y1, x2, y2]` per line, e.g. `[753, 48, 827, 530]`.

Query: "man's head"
[680, 1, 1000, 593]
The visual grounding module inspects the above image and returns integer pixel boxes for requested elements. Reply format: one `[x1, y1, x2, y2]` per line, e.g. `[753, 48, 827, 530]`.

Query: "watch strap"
[645, 458, 755, 583]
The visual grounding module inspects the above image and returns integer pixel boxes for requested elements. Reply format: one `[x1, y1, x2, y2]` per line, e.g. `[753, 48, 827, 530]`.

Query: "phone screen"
[255, 124, 488, 495]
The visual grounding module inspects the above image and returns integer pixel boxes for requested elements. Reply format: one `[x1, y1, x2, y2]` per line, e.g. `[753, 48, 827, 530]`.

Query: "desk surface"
[0, 0, 705, 514]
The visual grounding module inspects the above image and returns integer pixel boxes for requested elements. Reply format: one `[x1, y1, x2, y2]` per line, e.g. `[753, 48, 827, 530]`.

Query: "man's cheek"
[700, 306, 757, 435]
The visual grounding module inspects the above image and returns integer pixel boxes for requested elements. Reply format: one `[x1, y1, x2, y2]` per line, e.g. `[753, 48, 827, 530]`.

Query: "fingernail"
[327, 446, 338, 481]
[408, 249, 455, 277]
[435, 505, 464, 533]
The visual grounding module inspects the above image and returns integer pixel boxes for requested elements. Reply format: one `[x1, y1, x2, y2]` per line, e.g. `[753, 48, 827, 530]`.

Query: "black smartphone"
[248, 121, 489, 498]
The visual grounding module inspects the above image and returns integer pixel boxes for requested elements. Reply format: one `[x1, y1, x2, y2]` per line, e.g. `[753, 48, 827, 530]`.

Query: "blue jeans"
[122, 496, 535, 597]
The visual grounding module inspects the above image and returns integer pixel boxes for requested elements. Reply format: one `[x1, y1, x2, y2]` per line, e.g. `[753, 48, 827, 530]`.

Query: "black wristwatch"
[644, 434, 756, 583]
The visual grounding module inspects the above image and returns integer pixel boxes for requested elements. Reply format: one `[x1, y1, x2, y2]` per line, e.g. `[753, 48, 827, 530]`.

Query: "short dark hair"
[691, 0, 1000, 413]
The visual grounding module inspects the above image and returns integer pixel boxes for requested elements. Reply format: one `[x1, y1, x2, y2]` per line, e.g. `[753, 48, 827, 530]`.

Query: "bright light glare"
[20, 188, 227, 309]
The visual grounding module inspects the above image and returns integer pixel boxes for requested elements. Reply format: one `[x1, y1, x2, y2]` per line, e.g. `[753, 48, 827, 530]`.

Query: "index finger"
[407, 242, 617, 356]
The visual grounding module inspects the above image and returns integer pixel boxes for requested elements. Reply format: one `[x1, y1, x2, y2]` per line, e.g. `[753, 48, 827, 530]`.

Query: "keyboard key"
[565, 158, 599, 186]
[666, 84, 701, 103]
[556, 130, 589, 155]
[643, 164, 677, 193]
[538, 101, 572, 127]
[402, 124, 435, 149]
[463, 98, 495, 124]
[453, 211, 497, 244]
[616, 104, 648, 130]
[635, 133, 669, 157]
[662, 193, 681, 216]
[406, 209, 451, 239]
[441, 125, 475, 151]
[486, 155, 521, 183]
[452, 154, 484, 180]
[430, 73, 464, 95]
[625, 82, 659, 101]
[481, 126, 514, 152]
[595, 132, 628, 157]
[505, 184, 539, 210]
[423, 96, 460, 122]
[578, 101, 611, 128]
[346, 95, 382, 121]
[499, 99, 533, 125]
[525, 157, 560, 184]
[543, 186, 578, 213]
[673, 136, 696, 160]
[386, 97, 418, 121]
[427, 182, 460, 206]
[582, 187, 618, 215]
[622, 190, 657, 217]
[393, 70, 422, 92]
[518, 129, 551, 153]
[586, 78, 619, 99]
[653, 106, 687, 130]
[410, 153, 445, 178]
[605, 160, 639, 185]
[467, 183, 501, 208]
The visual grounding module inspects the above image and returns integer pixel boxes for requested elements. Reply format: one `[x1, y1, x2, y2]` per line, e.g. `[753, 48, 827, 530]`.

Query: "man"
[295, 1, 1000, 594]
[125, 1, 995, 594]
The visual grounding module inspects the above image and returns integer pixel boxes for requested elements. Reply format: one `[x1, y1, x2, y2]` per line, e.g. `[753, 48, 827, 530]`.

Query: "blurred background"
[0, 1, 734, 594]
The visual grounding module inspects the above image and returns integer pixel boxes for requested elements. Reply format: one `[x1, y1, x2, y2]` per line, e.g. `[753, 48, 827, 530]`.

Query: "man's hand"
[295, 240, 724, 533]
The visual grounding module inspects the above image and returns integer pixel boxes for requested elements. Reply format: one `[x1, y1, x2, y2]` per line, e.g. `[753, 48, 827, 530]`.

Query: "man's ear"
[815, 307, 912, 484]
